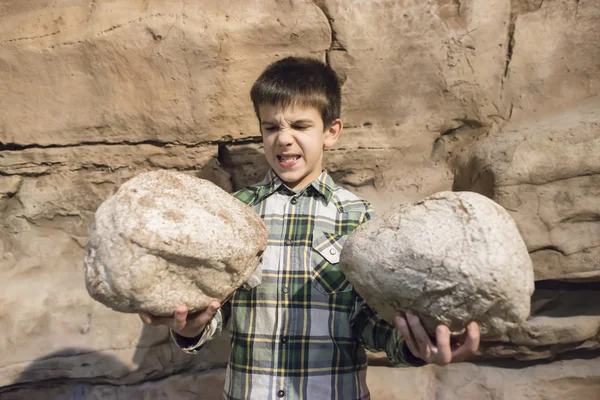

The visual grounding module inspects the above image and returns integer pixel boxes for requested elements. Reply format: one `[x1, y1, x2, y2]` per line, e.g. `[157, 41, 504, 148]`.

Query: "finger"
[139, 311, 153, 325]
[452, 321, 481, 362]
[208, 300, 221, 312]
[434, 325, 452, 366]
[172, 306, 189, 333]
[188, 301, 221, 330]
[395, 312, 421, 358]
[197, 301, 220, 321]
[406, 312, 433, 360]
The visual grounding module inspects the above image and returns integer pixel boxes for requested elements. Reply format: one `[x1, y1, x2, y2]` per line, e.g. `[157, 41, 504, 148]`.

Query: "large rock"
[453, 96, 600, 281]
[477, 282, 600, 360]
[503, 0, 600, 122]
[84, 170, 267, 315]
[435, 354, 600, 400]
[365, 352, 600, 400]
[0, 0, 330, 147]
[340, 191, 534, 336]
[1, 0, 600, 397]
[0, 367, 228, 400]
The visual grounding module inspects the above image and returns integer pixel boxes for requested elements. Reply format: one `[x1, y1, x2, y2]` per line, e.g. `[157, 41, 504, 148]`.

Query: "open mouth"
[277, 155, 300, 162]
[277, 155, 301, 167]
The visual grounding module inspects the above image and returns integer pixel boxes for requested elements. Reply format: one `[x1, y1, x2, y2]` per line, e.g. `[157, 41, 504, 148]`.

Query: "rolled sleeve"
[351, 299, 426, 367]
[171, 308, 225, 354]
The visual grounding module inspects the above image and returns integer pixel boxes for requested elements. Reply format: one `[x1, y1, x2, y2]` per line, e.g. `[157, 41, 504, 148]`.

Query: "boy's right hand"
[139, 301, 221, 338]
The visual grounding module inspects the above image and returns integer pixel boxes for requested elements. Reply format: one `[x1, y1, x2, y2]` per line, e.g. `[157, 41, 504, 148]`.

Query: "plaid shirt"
[173, 171, 418, 400]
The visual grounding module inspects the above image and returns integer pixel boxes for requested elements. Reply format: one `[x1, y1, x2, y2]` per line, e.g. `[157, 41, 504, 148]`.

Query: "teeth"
[279, 156, 299, 162]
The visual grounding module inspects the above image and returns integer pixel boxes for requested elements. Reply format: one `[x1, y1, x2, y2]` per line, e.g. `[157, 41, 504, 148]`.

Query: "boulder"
[453, 96, 600, 281]
[84, 170, 267, 316]
[340, 191, 534, 337]
[1, 0, 600, 396]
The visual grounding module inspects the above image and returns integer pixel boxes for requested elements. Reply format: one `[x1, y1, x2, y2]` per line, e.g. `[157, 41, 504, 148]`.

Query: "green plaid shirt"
[174, 171, 416, 400]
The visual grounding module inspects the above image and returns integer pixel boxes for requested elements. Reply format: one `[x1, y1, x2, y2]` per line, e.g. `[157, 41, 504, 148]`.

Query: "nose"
[276, 128, 294, 147]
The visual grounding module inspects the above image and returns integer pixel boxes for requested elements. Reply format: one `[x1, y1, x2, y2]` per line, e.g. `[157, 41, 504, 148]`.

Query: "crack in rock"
[0, 136, 263, 152]
[0, 30, 61, 44]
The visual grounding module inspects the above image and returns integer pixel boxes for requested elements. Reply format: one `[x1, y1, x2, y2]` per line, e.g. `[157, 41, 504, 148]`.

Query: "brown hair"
[250, 57, 342, 127]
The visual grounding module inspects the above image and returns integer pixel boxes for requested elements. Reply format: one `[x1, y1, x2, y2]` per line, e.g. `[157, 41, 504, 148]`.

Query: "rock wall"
[454, 97, 600, 282]
[1, 0, 599, 398]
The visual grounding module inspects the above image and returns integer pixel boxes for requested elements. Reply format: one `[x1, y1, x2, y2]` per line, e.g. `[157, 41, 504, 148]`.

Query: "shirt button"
[282, 286, 289, 294]
[281, 335, 288, 344]
[329, 248, 337, 255]
[285, 239, 292, 245]
[291, 198, 297, 205]
[277, 390, 285, 398]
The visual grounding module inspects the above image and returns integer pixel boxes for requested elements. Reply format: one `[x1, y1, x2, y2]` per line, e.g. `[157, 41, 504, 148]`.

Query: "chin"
[279, 172, 303, 184]
[277, 171, 306, 187]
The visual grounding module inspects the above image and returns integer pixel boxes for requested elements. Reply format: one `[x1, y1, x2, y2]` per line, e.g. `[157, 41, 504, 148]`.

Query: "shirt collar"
[255, 170, 335, 205]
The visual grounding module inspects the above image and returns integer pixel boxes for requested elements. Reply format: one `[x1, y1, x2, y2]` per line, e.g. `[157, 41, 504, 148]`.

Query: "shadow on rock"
[1, 348, 133, 400]
[195, 143, 268, 193]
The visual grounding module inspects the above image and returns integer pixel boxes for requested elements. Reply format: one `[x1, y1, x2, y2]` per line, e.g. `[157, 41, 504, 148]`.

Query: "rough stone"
[503, 0, 600, 122]
[0, 0, 330, 147]
[366, 365, 437, 400]
[84, 170, 267, 315]
[6, 351, 600, 400]
[1, 0, 599, 397]
[477, 282, 600, 360]
[0, 176, 21, 198]
[367, 350, 600, 399]
[453, 96, 600, 280]
[435, 354, 600, 400]
[323, 0, 510, 129]
[0, 367, 228, 400]
[340, 191, 535, 337]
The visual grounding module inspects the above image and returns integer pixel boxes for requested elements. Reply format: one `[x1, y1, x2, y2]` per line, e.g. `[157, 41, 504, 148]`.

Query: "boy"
[140, 57, 480, 399]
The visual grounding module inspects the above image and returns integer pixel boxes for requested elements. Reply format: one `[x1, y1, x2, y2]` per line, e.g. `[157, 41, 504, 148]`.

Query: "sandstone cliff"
[1, 0, 599, 398]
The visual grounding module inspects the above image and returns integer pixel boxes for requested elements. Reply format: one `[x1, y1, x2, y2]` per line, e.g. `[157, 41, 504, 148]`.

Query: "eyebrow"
[260, 119, 314, 126]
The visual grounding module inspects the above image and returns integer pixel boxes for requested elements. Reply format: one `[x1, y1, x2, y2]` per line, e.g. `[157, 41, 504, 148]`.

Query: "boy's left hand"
[395, 311, 480, 366]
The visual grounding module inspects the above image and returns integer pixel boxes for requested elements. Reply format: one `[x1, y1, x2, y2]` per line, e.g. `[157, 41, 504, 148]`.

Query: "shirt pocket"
[311, 231, 353, 295]
[233, 257, 262, 306]
[239, 256, 263, 291]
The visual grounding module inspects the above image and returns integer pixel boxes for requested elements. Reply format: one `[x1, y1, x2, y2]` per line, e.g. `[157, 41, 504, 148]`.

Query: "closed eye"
[293, 125, 310, 131]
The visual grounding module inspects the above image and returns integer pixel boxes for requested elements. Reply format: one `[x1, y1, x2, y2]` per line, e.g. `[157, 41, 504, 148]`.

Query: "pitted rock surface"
[1, 0, 600, 396]
[340, 191, 534, 337]
[84, 170, 267, 316]
[453, 96, 600, 281]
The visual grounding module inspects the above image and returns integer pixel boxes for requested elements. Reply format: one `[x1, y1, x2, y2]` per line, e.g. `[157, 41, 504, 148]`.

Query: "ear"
[324, 118, 343, 148]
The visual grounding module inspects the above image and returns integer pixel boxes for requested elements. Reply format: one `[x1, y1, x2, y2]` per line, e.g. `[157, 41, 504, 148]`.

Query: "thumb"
[203, 301, 221, 319]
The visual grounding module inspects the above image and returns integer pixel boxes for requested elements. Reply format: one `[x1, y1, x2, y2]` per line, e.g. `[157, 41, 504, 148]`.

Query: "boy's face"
[258, 103, 342, 190]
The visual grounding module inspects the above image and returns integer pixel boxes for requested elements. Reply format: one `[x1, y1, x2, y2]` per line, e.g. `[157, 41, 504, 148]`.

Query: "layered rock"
[477, 282, 600, 360]
[452, 96, 600, 361]
[5, 355, 600, 400]
[1, 366, 228, 400]
[0, 0, 330, 147]
[340, 191, 534, 337]
[454, 96, 600, 281]
[84, 170, 267, 315]
[435, 354, 600, 400]
[1, 0, 600, 397]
